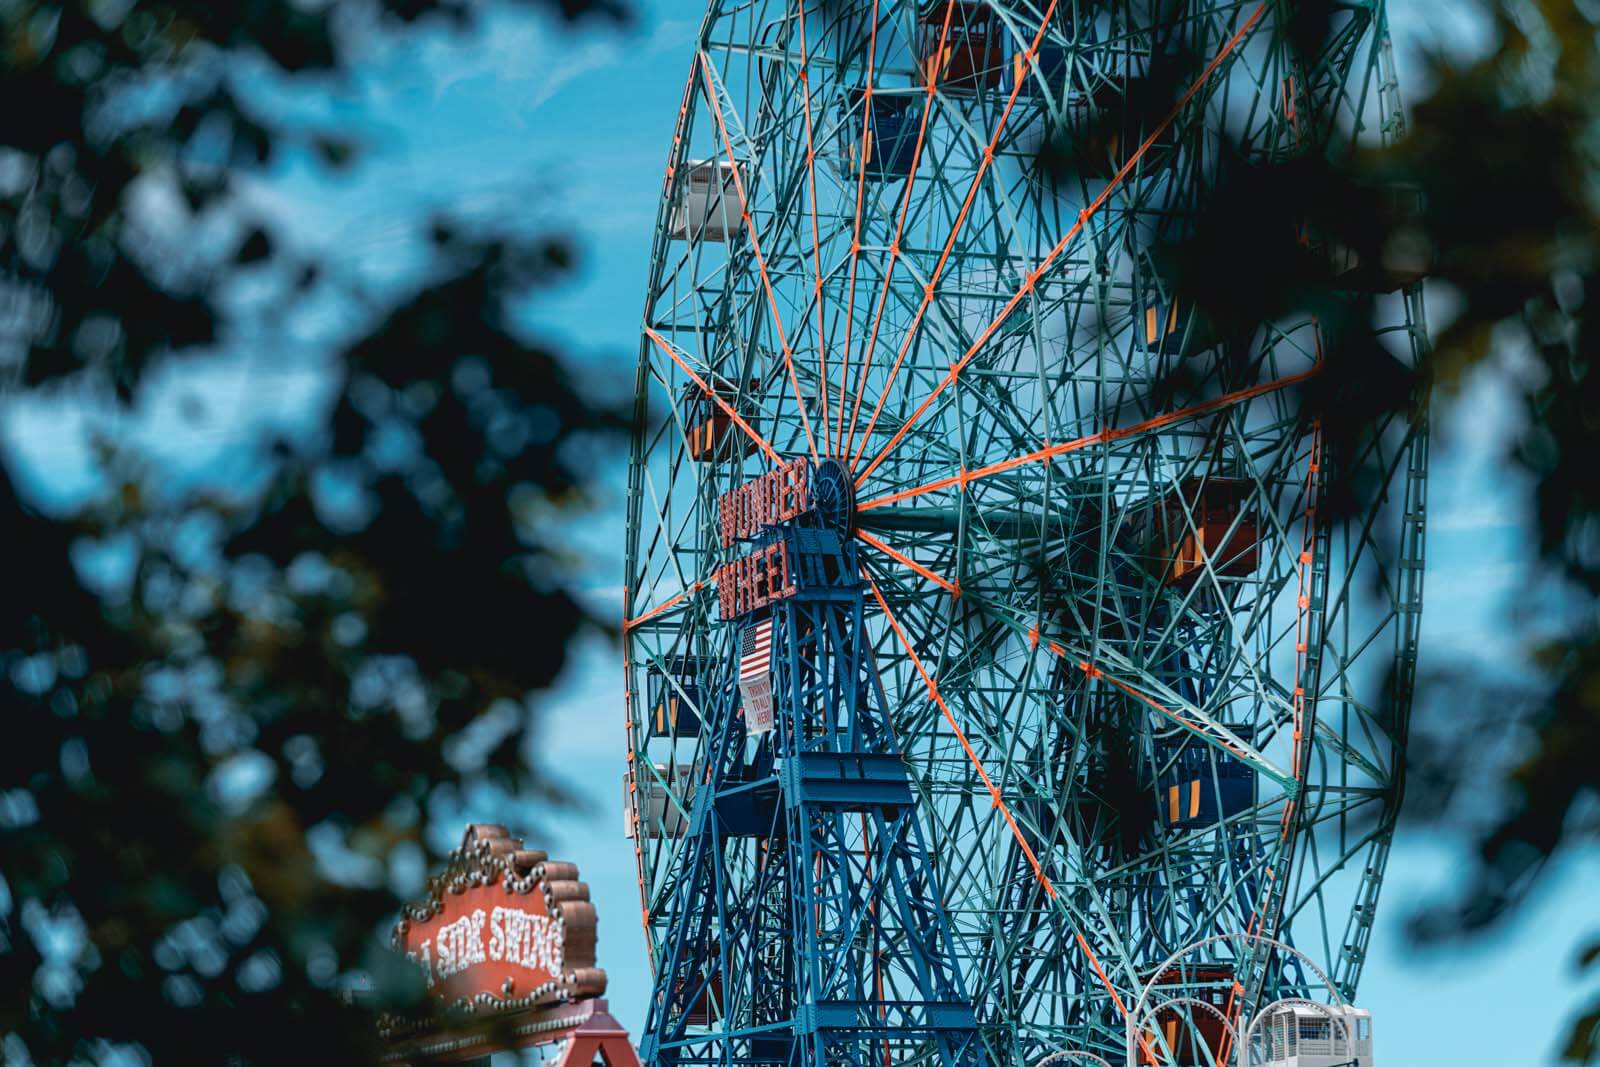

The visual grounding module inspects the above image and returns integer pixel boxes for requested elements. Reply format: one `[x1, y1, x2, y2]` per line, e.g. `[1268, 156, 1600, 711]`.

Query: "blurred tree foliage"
[1167, 1, 1600, 1061]
[1381, 4, 1600, 1061]
[1044, 0, 1600, 1058]
[0, 0, 627, 1063]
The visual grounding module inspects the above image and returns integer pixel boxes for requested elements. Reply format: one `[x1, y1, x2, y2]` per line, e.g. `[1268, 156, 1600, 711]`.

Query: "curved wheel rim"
[625, 3, 1427, 1062]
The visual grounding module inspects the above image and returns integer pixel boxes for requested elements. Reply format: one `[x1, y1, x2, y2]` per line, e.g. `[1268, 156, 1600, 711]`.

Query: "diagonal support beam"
[855, 3, 1272, 489]
[699, 50, 820, 461]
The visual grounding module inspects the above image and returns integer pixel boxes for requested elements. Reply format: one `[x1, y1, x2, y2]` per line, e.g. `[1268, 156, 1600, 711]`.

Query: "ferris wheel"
[623, 3, 1428, 1066]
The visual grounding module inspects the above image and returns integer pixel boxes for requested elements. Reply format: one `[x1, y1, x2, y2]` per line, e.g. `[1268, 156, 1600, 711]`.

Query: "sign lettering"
[715, 538, 796, 621]
[719, 458, 810, 547]
[713, 458, 813, 621]
[409, 904, 567, 987]
[393, 825, 603, 1010]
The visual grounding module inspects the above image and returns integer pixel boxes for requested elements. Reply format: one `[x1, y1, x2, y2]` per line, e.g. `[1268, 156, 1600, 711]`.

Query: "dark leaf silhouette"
[0, 0, 628, 1064]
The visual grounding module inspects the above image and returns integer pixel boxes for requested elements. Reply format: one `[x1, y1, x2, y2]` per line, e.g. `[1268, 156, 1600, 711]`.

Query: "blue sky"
[4, 1, 1595, 1063]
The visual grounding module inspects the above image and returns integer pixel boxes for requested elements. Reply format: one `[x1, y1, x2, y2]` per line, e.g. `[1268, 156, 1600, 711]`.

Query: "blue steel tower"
[638, 461, 986, 1067]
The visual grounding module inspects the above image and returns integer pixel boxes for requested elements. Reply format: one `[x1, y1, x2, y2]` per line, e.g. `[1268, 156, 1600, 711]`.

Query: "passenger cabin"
[845, 90, 923, 179]
[1137, 963, 1238, 1066]
[1153, 728, 1255, 830]
[1007, 41, 1069, 97]
[1037, 104, 1176, 182]
[1141, 301, 1215, 358]
[1257, 1003, 1373, 1067]
[1144, 477, 1261, 588]
[1326, 183, 1431, 293]
[679, 377, 758, 463]
[714, 748, 781, 837]
[623, 762, 694, 840]
[667, 160, 746, 243]
[681, 974, 722, 1026]
[1017, 795, 1073, 856]
[646, 656, 710, 737]
[919, 1, 1006, 90]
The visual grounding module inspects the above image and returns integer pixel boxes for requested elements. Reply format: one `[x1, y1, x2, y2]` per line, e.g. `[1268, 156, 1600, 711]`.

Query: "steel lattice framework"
[624, 2, 1429, 1064]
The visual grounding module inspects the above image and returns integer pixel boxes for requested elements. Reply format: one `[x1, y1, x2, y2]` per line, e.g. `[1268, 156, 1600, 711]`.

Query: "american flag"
[739, 616, 773, 682]
[738, 616, 776, 735]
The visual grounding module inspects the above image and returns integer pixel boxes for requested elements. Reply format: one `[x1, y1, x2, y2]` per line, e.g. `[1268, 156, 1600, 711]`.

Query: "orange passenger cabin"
[679, 377, 758, 463]
[1137, 963, 1239, 1066]
[673, 941, 723, 1027]
[919, 1, 1007, 90]
[1147, 477, 1260, 588]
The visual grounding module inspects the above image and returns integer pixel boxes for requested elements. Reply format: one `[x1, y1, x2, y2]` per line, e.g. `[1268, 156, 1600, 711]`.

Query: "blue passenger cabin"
[845, 90, 923, 180]
[1008, 41, 1070, 97]
[715, 747, 781, 838]
[1152, 728, 1255, 830]
[1040, 77, 1180, 181]
[646, 656, 711, 737]
[1140, 300, 1215, 358]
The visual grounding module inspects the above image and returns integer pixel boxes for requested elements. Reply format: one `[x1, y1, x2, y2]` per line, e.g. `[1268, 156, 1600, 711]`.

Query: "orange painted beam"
[623, 578, 705, 633]
[840, 1, 958, 464]
[854, 2, 1271, 489]
[643, 326, 781, 465]
[796, 10, 831, 457]
[697, 51, 820, 462]
[849, 1, 1062, 472]
[835, 0, 883, 458]
[855, 528, 959, 597]
[858, 357, 1321, 513]
[865, 573, 1055, 897]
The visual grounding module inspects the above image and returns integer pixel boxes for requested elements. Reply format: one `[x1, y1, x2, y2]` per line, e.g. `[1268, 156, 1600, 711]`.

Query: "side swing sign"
[394, 827, 602, 1007]
[384, 824, 639, 1066]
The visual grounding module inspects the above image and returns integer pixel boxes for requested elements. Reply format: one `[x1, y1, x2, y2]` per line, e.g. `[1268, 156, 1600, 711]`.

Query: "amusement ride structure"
[623, 2, 1428, 1064]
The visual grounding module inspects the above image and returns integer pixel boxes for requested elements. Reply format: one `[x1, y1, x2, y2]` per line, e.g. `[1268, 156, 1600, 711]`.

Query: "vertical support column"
[639, 529, 986, 1067]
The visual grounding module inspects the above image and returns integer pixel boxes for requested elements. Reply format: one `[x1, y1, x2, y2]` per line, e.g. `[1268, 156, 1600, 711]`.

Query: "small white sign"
[740, 675, 776, 735]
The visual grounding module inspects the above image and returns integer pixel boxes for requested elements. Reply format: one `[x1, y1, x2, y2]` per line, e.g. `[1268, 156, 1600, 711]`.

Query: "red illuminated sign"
[716, 538, 795, 620]
[384, 825, 640, 1067]
[719, 457, 809, 547]
[713, 459, 811, 620]
[393, 825, 604, 1011]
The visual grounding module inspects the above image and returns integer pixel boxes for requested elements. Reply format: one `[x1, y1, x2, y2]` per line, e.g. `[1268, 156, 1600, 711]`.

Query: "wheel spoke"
[855, 3, 1272, 489]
